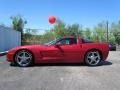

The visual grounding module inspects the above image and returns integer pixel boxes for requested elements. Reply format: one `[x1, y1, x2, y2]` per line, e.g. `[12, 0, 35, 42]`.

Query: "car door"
[55, 38, 82, 63]
[42, 45, 64, 62]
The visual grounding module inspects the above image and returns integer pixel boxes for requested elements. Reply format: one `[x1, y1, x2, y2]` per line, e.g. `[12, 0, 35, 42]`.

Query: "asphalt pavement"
[0, 51, 120, 90]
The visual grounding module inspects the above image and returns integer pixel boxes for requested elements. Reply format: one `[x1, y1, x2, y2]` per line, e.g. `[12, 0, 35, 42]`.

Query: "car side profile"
[7, 36, 109, 67]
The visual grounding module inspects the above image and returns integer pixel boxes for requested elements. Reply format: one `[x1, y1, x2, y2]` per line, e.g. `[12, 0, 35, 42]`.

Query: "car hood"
[20, 45, 46, 48]
[9, 45, 47, 51]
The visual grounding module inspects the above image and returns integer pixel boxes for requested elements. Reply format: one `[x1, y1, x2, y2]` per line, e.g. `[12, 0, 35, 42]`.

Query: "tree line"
[2, 15, 120, 45]
[29, 19, 120, 45]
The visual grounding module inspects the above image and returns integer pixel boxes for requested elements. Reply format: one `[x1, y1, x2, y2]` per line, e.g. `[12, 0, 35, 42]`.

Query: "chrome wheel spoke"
[25, 56, 31, 60]
[89, 59, 94, 64]
[17, 56, 22, 59]
[19, 60, 24, 65]
[91, 52, 95, 57]
[23, 52, 26, 57]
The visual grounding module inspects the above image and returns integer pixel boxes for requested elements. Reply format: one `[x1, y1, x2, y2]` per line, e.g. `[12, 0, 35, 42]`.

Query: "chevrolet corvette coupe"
[7, 36, 109, 67]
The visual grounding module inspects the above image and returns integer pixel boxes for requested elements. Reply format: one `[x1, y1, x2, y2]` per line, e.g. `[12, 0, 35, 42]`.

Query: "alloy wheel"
[85, 51, 101, 66]
[15, 50, 33, 67]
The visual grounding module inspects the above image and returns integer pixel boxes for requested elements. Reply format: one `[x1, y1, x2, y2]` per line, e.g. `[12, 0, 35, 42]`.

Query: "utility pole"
[106, 21, 109, 42]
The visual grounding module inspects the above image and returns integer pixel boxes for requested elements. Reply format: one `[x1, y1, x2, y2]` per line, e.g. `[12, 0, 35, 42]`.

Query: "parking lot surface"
[0, 51, 120, 90]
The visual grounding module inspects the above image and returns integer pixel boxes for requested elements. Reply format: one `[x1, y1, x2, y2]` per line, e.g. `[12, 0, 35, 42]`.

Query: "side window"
[70, 38, 77, 44]
[57, 38, 77, 45]
[58, 39, 70, 45]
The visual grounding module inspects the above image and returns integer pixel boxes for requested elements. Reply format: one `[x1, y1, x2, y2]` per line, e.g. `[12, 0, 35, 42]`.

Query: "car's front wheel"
[15, 50, 33, 67]
[85, 50, 101, 66]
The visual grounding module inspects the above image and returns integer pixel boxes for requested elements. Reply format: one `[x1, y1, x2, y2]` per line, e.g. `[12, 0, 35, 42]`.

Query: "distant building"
[0, 26, 21, 52]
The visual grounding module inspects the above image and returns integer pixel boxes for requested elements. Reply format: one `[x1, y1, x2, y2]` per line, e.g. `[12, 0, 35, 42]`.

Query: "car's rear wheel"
[85, 50, 101, 66]
[15, 50, 33, 67]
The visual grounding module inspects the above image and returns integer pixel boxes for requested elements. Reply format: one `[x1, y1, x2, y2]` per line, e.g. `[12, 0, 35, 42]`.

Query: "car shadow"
[100, 60, 113, 66]
[10, 61, 112, 67]
[34, 61, 112, 67]
[35, 63, 85, 67]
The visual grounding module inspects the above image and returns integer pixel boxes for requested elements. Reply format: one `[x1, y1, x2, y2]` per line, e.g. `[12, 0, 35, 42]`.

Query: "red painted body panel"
[7, 37, 109, 64]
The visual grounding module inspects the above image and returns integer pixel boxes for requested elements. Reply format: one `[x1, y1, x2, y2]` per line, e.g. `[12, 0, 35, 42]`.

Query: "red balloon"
[48, 16, 56, 24]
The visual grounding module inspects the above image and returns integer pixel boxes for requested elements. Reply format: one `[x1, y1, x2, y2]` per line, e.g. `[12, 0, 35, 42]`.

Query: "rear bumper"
[102, 50, 109, 60]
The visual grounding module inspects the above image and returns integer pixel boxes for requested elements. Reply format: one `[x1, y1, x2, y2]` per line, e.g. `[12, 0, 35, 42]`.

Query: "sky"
[0, 0, 120, 33]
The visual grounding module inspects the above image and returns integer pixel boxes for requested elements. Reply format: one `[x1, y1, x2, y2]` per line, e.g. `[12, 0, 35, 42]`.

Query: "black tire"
[85, 50, 101, 66]
[15, 50, 33, 67]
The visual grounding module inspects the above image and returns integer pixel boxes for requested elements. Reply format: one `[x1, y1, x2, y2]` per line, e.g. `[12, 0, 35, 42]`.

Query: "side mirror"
[54, 43, 61, 48]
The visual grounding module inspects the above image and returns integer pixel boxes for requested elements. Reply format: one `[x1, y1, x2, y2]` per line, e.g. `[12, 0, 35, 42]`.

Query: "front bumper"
[6, 51, 15, 62]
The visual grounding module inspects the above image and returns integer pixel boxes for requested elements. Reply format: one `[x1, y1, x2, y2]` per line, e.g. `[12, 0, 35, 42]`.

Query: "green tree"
[24, 29, 33, 42]
[93, 21, 107, 42]
[111, 21, 120, 45]
[10, 15, 27, 45]
[47, 19, 83, 39]
[42, 30, 55, 43]
[84, 28, 91, 39]
[66, 24, 83, 37]
[52, 19, 66, 38]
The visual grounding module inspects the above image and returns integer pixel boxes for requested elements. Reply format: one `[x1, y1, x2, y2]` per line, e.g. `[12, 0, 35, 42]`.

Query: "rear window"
[82, 38, 94, 43]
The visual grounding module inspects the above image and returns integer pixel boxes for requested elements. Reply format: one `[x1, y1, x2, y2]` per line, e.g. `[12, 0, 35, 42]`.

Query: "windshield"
[44, 38, 61, 46]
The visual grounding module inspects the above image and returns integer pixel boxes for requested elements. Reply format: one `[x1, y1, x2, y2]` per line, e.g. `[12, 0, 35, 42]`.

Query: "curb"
[0, 51, 8, 56]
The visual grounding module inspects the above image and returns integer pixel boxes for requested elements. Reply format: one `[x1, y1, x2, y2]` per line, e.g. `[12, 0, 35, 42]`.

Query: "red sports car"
[7, 36, 109, 67]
